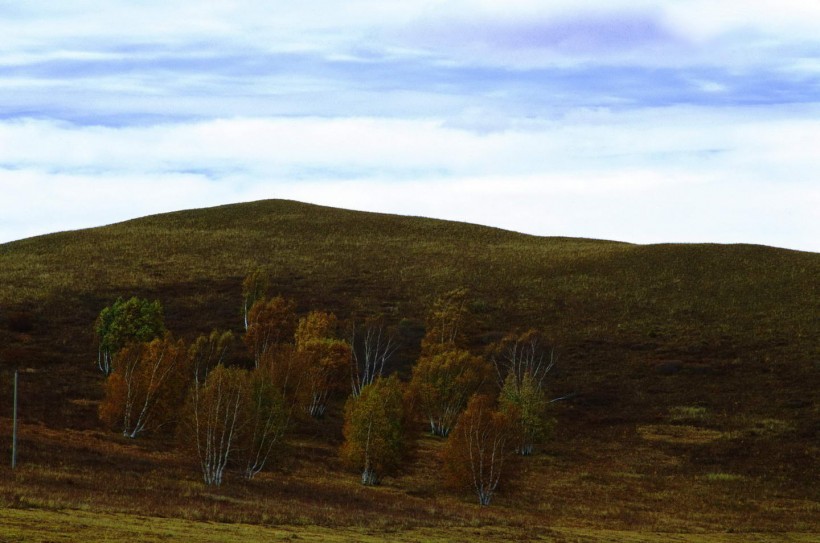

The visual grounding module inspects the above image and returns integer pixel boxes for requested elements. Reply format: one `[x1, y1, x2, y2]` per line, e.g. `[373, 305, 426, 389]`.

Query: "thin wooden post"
[12, 369, 18, 469]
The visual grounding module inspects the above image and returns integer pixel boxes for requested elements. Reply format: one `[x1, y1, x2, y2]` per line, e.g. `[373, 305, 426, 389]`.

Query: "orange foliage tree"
[179, 364, 247, 485]
[244, 296, 297, 367]
[99, 334, 191, 438]
[442, 394, 516, 506]
[179, 363, 291, 485]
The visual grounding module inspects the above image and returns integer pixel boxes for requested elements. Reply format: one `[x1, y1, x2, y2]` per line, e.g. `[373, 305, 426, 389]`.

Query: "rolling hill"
[0, 199, 817, 540]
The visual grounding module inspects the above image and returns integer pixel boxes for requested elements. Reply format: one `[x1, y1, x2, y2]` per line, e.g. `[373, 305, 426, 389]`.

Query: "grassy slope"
[0, 199, 818, 538]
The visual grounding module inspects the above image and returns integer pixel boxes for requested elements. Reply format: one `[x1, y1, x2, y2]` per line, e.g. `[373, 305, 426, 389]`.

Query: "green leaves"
[95, 297, 166, 375]
[341, 375, 407, 485]
[499, 372, 553, 456]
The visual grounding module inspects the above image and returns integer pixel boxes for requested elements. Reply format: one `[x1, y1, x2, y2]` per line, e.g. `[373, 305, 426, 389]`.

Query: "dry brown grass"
[0, 200, 818, 539]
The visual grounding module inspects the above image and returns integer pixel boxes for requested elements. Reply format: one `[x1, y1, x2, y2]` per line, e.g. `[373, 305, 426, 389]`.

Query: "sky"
[1, 1, 818, 251]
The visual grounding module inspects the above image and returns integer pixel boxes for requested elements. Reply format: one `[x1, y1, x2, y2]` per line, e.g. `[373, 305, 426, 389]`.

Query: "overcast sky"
[1, 1, 818, 251]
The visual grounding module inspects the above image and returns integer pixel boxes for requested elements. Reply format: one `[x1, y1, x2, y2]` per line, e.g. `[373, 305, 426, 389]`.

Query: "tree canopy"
[95, 297, 165, 375]
[99, 334, 190, 438]
[410, 348, 491, 437]
[341, 375, 407, 485]
[443, 394, 516, 506]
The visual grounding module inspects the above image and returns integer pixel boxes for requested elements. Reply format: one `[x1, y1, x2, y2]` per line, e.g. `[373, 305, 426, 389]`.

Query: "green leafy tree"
[443, 394, 515, 506]
[341, 375, 406, 485]
[410, 348, 491, 437]
[238, 367, 290, 480]
[499, 372, 553, 455]
[95, 297, 165, 375]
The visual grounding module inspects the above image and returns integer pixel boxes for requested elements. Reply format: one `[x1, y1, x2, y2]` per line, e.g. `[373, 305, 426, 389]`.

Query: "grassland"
[0, 199, 818, 540]
[2, 507, 818, 543]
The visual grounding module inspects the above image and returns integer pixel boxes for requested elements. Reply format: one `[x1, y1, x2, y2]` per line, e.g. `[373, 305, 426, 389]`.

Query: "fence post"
[12, 369, 18, 469]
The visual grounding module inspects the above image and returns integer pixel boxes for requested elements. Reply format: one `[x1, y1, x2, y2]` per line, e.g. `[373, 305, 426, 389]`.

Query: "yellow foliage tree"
[409, 348, 491, 436]
[296, 311, 351, 418]
[421, 288, 471, 355]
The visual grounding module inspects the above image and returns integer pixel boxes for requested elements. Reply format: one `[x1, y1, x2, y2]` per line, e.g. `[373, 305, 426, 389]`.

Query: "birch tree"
[237, 368, 289, 480]
[244, 296, 297, 367]
[242, 269, 268, 331]
[99, 335, 190, 438]
[349, 315, 397, 398]
[421, 288, 471, 355]
[180, 364, 247, 486]
[443, 394, 515, 506]
[190, 329, 233, 386]
[341, 375, 406, 485]
[409, 348, 491, 437]
[300, 339, 351, 418]
[499, 372, 553, 455]
[490, 329, 554, 390]
[94, 297, 165, 375]
[492, 329, 556, 455]
[296, 311, 351, 418]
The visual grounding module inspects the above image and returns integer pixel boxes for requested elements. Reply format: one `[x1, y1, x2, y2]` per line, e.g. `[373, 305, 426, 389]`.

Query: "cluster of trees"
[95, 293, 358, 486]
[94, 283, 557, 506]
[341, 293, 557, 505]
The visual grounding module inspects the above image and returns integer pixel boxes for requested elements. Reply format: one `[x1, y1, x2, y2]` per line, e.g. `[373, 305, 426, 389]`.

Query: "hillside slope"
[0, 199, 817, 534]
[0, 199, 817, 416]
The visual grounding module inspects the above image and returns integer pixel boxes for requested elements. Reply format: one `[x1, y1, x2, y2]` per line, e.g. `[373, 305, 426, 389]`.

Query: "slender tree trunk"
[361, 466, 378, 485]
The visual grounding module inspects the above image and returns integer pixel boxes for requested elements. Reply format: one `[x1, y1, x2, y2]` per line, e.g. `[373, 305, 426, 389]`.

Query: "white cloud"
[0, 2, 818, 252]
[2, 107, 818, 251]
[3, 1, 818, 66]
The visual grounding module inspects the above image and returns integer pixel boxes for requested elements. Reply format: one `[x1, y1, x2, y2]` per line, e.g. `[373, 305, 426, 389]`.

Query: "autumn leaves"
[94, 284, 556, 506]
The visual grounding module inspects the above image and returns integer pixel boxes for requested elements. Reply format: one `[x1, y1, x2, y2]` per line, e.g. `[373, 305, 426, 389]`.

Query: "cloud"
[2, 108, 818, 251]
[1, 2, 818, 252]
[395, 9, 682, 62]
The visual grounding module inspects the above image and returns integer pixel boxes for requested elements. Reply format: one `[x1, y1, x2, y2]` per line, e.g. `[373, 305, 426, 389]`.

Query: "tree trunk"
[361, 467, 378, 486]
[519, 443, 534, 456]
[478, 490, 493, 506]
